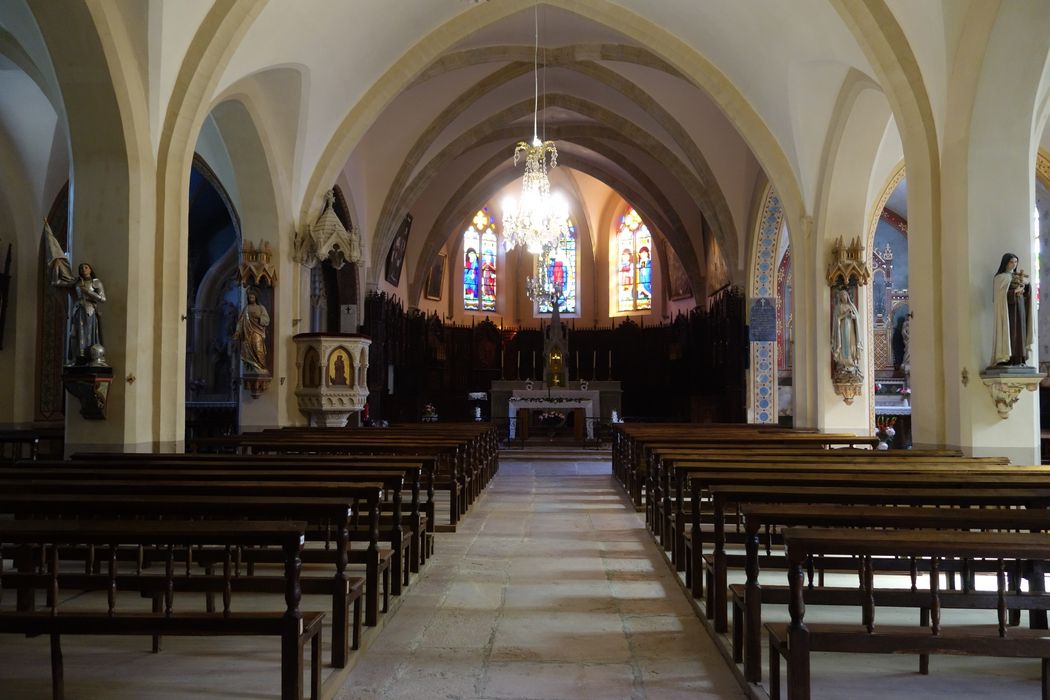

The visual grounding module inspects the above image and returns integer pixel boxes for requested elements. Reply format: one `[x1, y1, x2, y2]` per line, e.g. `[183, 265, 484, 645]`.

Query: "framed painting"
[667, 246, 693, 300]
[424, 252, 446, 301]
[385, 213, 413, 286]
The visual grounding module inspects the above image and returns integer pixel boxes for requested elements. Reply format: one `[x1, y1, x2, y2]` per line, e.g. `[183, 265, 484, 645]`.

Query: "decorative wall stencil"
[748, 186, 784, 423]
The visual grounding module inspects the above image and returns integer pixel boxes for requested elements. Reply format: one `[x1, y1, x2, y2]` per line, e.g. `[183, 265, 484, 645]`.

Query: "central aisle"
[337, 459, 745, 700]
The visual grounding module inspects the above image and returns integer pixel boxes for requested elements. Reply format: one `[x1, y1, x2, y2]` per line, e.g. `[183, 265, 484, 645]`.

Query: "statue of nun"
[990, 252, 1032, 366]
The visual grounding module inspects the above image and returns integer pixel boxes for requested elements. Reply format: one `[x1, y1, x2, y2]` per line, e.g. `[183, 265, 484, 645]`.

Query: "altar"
[508, 391, 597, 439]
[491, 380, 622, 440]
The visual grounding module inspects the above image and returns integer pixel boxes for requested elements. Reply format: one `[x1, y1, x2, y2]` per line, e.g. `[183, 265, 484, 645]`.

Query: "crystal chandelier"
[525, 241, 564, 308]
[502, 6, 568, 255]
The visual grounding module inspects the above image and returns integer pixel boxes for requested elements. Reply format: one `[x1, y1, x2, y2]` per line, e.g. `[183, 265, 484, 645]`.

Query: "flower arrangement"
[875, 416, 897, 432]
[422, 403, 438, 422]
[898, 386, 912, 396]
[537, 410, 565, 423]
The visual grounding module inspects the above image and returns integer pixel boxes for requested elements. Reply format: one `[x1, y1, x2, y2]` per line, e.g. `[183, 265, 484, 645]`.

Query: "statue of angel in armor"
[43, 221, 107, 366]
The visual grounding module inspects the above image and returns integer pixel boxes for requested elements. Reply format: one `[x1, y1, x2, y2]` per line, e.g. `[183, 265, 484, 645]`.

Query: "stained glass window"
[538, 218, 577, 314]
[616, 208, 653, 311]
[464, 208, 497, 311]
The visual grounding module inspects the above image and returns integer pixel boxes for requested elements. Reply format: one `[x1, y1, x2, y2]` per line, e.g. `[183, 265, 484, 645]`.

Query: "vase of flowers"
[898, 385, 911, 407]
[422, 403, 438, 422]
[875, 415, 897, 450]
[536, 410, 566, 428]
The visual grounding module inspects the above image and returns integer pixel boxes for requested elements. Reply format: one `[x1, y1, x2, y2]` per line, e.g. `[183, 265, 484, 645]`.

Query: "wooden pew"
[0, 519, 322, 700]
[0, 478, 390, 628]
[67, 452, 436, 569]
[0, 492, 364, 668]
[660, 455, 1015, 568]
[767, 528, 1050, 700]
[613, 427, 880, 507]
[0, 427, 63, 462]
[198, 434, 475, 528]
[696, 482, 1050, 635]
[736, 504, 1050, 683]
[17, 461, 415, 597]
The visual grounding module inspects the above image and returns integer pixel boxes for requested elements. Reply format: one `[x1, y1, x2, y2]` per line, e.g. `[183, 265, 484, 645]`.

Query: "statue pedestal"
[980, 366, 1045, 419]
[293, 333, 371, 427]
[62, 365, 114, 420]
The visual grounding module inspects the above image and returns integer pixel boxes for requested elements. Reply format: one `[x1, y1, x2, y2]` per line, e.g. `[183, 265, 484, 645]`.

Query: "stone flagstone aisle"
[336, 459, 745, 700]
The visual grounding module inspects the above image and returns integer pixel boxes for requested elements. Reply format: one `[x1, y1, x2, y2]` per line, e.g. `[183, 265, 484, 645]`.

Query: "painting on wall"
[385, 214, 413, 286]
[666, 246, 693, 300]
[707, 234, 731, 293]
[424, 253, 446, 301]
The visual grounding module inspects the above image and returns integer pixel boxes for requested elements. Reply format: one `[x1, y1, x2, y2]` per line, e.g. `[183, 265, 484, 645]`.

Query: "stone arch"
[207, 95, 290, 427]
[827, 0, 944, 444]
[388, 101, 709, 298]
[26, 0, 153, 449]
[948, 2, 1050, 461]
[372, 51, 738, 281]
[299, 0, 805, 245]
[809, 69, 894, 432]
[150, 0, 265, 445]
[408, 145, 693, 311]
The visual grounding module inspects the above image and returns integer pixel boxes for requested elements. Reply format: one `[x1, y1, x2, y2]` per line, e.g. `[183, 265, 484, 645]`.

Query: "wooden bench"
[735, 504, 1050, 683]
[0, 427, 63, 462]
[0, 477, 390, 628]
[24, 460, 420, 592]
[0, 519, 322, 700]
[67, 452, 436, 570]
[695, 481, 1050, 633]
[199, 433, 476, 528]
[0, 492, 365, 667]
[661, 455, 1017, 569]
[767, 528, 1050, 700]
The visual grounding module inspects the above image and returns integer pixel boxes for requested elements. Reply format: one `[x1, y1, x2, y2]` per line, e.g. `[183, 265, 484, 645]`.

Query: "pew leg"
[1030, 562, 1048, 630]
[391, 549, 403, 597]
[353, 594, 363, 650]
[332, 590, 349, 669]
[919, 607, 930, 674]
[204, 566, 216, 614]
[382, 565, 390, 613]
[311, 626, 322, 700]
[365, 561, 379, 626]
[768, 630, 780, 700]
[281, 629, 303, 700]
[1042, 658, 1049, 700]
[50, 633, 64, 700]
[152, 594, 163, 653]
[732, 599, 743, 663]
[449, 482, 460, 527]
[404, 545, 412, 588]
[1009, 567, 1023, 626]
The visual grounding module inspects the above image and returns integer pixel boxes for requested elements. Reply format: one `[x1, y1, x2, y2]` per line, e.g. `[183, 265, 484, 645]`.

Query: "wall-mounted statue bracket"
[62, 365, 113, 420]
[979, 367, 1045, 419]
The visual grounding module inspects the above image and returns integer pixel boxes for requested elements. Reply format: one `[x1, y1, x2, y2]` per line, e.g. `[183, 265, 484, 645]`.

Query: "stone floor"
[335, 459, 745, 700]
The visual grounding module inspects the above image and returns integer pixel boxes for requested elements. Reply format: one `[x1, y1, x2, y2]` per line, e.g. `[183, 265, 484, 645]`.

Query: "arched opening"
[184, 154, 241, 441]
[868, 168, 911, 447]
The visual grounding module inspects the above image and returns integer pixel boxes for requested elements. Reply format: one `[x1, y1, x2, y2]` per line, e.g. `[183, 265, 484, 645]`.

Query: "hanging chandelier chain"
[503, 2, 567, 258]
[532, 3, 539, 144]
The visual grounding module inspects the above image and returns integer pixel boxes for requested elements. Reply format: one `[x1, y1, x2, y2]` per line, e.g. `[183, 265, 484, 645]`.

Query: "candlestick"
[532, 350, 536, 380]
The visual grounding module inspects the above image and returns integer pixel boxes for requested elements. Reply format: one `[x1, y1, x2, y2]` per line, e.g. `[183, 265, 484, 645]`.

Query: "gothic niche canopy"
[826, 237, 870, 405]
[294, 189, 361, 270]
